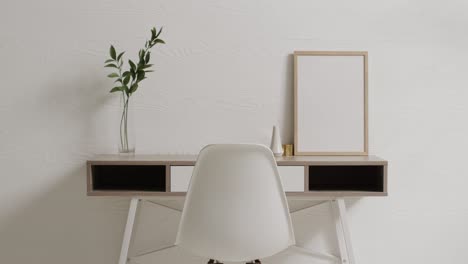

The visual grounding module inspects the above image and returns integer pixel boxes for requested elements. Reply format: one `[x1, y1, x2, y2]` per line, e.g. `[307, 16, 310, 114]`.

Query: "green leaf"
[105, 63, 118, 68]
[122, 71, 131, 78]
[137, 71, 145, 81]
[110, 45, 116, 60]
[155, 27, 163, 38]
[129, 60, 136, 71]
[117, 51, 125, 61]
[110, 86, 123, 93]
[107, 73, 119, 78]
[105, 59, 114, 63]
[151, 28, 156, 39]
[144, 70, 154, 73]
[115, 77, 122, 83]
[123, 75, 130, 85]
[140, 64, 153, 69]
[151, 39, 165, 47]
[129, 83, 138, 94]
[145, 52, 150, 64]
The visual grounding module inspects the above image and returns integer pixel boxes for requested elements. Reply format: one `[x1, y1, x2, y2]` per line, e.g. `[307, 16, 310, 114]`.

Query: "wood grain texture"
[165, 165, 171, 192]
[88, 154, 387, 165]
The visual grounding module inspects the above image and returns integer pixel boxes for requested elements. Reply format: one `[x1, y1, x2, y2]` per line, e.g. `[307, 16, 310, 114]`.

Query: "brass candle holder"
[282, 144, 294, 157]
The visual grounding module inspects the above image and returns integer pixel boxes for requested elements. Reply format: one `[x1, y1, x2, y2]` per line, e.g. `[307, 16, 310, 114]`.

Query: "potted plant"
[104, 27, 165, 154]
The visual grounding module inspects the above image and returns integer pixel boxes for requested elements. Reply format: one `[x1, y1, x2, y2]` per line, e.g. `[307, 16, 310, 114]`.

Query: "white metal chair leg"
[118, 198, 140, 264]
[332, 199, 355, 264]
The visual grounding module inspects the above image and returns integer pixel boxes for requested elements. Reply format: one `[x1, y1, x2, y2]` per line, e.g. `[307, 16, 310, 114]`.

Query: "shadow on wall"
[0, 68, 129, 264]
[280, 54, 295, 144]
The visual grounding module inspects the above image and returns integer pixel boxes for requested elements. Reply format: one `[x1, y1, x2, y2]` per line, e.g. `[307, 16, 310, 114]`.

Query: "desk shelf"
[91, 165, 166, 192]
[308, 165, 385, 192]
[87, 155, 388, 197]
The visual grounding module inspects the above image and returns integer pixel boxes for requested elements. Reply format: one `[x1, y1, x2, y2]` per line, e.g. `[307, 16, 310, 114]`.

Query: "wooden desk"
[87, 154, 387, 198]
[86, 154, 388, 264]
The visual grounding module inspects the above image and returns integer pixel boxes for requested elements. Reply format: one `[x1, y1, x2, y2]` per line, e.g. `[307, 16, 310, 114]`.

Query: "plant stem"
[120, 95, 130, 152]
[119, 93, 125, 151]
[116, 55, 127, 152]
[125, 97, 130, 151]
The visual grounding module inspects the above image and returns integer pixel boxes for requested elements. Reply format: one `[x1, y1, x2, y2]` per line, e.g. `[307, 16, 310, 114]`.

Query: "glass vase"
[118, 93, 135, 154]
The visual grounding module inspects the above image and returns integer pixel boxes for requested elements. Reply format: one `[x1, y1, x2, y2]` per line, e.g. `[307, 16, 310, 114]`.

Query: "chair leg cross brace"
[118, 198, 181, 264]
[118, 198, 355, 264]
[290, 199, 356, 264]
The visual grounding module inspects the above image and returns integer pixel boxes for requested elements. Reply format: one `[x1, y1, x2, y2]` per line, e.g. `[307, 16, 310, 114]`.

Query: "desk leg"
[332, 199, 355, 264]
[118, 198, 140, 264]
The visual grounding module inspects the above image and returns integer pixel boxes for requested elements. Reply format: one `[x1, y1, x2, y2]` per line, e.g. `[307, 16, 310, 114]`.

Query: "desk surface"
[89, 154, 387, 165]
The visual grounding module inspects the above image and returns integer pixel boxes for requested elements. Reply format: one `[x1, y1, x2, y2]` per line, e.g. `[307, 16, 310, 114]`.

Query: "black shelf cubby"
[308, 165, 384, 192]
[91, 165, 166, 192]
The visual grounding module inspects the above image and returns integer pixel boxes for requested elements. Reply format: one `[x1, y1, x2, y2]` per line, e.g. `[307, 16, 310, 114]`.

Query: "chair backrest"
[175, 144, 295, 262]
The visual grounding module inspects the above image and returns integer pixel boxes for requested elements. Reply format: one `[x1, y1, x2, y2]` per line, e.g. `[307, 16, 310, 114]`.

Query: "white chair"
[176, 144, 295, 264]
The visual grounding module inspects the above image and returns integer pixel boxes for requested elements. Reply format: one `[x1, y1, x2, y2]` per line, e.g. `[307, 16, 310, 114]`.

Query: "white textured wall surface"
[1, 0, 468, 263]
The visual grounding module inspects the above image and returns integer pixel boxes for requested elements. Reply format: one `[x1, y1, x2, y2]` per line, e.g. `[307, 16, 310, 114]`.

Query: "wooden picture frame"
[294, 51, 368, 156]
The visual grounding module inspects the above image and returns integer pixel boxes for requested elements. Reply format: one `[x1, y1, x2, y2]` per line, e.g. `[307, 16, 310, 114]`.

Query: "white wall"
[1, 0, 468, 263]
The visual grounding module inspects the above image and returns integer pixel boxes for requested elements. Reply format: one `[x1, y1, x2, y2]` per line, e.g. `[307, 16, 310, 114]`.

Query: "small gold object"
[283, 144, 293, 156]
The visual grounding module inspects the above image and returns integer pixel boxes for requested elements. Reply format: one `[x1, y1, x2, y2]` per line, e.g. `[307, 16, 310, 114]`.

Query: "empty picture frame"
[294, 51, 368, 156]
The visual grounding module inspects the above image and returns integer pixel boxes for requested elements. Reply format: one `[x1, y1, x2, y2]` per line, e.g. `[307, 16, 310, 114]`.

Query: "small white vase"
[270, 126, 283, 157]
